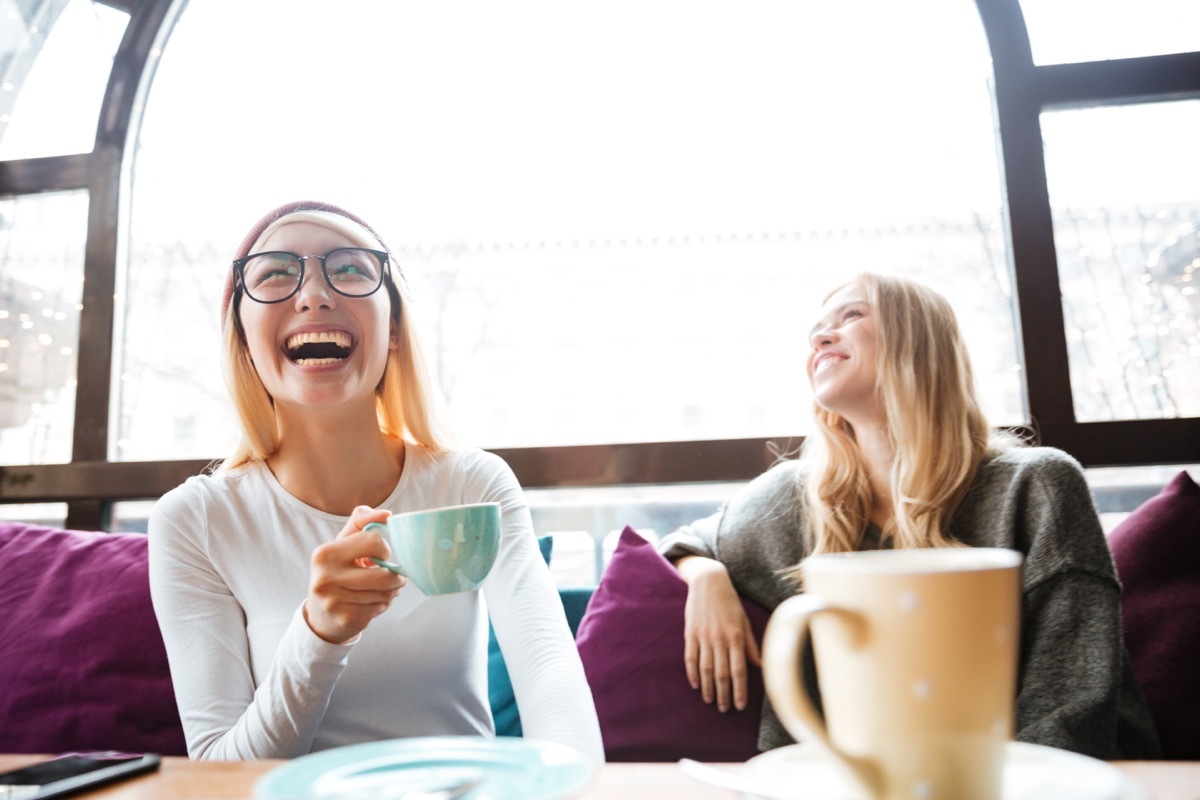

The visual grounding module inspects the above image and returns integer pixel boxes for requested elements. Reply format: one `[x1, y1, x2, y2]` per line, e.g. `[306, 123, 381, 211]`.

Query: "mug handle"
[763, 594, 883, 799]
[362, 521, 407, 577]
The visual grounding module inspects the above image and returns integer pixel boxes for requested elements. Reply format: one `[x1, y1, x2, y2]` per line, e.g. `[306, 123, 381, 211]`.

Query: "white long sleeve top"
[147, 446, 603, 763]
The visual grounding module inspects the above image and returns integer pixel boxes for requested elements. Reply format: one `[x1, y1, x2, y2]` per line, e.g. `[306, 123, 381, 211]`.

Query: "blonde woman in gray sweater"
[658, 273, 1160, 760]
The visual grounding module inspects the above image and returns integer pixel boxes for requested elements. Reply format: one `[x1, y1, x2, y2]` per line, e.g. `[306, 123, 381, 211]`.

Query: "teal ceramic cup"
[363, 503, 502, 595]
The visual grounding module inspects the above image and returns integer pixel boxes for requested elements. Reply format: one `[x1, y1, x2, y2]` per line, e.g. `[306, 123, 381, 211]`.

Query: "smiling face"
[236, 220, 396, 415]
[805, 281, 883, 425]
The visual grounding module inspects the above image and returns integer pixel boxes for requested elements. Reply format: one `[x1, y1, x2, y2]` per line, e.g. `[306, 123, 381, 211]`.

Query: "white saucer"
[741, 741, 1147, 800]
[254, 736, 593, 800]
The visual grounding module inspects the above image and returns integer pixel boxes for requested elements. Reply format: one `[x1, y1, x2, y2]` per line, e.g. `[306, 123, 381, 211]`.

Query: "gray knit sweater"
[658, 446, 1161, 760]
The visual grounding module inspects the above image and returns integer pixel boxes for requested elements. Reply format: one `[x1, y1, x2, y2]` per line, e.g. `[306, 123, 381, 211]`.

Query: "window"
[2, 0, 1198, 534]
[122, 0, 1020, 460]
[0, 0, 126, 160]
[1042, 100, 1200, 421]
[0, 191, 86, 466]
[1018, 0, 1200, 64]
[1088, 463, 1200, 533]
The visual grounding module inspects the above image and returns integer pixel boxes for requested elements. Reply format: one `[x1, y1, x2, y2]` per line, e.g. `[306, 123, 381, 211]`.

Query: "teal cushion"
[559, 587, 594, 638]
[488, 535, 554, 736]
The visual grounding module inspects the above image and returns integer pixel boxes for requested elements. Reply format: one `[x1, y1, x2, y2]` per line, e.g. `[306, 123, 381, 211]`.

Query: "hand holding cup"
[305, 505, 406, 644]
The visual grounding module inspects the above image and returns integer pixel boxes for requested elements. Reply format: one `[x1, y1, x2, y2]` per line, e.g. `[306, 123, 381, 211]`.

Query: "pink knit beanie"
[221, 200, 392, 329]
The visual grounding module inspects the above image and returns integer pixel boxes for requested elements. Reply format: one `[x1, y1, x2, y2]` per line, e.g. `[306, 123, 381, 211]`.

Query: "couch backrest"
[0, 521, 764, 763]
[0, 522, 188, 755]
[0, 523, 588, 755]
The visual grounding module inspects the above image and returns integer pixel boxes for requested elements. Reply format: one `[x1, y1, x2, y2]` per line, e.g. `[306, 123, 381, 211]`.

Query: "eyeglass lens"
[240, 249, 384, 302]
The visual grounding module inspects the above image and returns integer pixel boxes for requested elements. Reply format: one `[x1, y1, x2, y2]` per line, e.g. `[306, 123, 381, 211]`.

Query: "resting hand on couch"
[675, 554, 763, 714]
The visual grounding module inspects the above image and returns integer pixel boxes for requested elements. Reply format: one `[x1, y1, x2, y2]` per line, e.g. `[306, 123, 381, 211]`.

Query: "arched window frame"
[1, 0, 1198, 530]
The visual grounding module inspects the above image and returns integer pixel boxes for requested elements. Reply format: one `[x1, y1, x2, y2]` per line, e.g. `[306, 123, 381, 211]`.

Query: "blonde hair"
[218, 210, 452, 470]
[792, 273, 1015, 570]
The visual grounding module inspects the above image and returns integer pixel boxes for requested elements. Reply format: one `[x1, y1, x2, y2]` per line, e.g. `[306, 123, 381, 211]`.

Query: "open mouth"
[285, 331, 353, 365]
[814, 353, 846, 375]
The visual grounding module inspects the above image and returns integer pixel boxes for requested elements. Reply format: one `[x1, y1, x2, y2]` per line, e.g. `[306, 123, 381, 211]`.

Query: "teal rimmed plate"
[253, 736, 593, 800]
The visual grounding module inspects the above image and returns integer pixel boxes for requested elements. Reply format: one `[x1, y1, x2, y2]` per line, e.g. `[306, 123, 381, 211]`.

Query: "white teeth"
[815, 356, 842, 374]
[294, 358, 342, 366]
[286, 330, 352, 351]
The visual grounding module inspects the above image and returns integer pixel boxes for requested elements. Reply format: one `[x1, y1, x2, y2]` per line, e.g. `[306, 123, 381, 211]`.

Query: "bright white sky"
[1, 0, 1198, 457]
[132, 0, 1005, 247]
[3, 0, 1197, 243]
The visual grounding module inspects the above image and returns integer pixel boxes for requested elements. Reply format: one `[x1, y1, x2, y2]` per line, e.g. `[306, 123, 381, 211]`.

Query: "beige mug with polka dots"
[763, 548, 1023, 800]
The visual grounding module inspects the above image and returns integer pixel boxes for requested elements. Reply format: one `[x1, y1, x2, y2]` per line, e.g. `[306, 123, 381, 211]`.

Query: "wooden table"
[2, 755, 1197, 799]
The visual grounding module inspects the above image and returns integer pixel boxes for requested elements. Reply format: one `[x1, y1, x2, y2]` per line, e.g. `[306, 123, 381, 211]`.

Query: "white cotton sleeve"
[473, 454, 605, 764]
[148, 484, 353, 759]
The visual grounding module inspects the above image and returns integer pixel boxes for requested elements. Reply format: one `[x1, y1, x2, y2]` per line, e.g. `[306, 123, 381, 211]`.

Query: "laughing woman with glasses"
[147, 201, 603, 762]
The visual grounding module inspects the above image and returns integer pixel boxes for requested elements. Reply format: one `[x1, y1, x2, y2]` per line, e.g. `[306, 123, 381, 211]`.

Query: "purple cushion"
[575, 526, 770, 762]
[1109, 471, 1200, 760]
[0, 522, 187, 755]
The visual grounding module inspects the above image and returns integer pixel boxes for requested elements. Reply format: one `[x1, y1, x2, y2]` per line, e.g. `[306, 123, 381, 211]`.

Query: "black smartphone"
[0, 752, 161, 799]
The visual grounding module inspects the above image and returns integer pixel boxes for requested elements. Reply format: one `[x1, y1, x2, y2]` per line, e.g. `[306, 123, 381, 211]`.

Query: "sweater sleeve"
[148, 484, 352, 759]
[474, 453, 605, 764]
[997, 449, 1162, 759]
[1017, 570, 1129, 757]
[656, 509, 722, 562]
[657, 459, 807, 610]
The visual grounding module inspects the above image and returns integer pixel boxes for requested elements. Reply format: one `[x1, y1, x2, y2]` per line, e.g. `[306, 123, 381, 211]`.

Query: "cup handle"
[763, 594, 883, 799]
[362, 522, 406, 577]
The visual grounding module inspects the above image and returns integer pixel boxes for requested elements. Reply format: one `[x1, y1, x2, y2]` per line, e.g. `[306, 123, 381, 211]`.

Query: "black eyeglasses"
[232, 248, 390, 304]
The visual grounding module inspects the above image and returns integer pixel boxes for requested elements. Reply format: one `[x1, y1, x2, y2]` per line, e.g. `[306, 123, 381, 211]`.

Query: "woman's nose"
[294, 265, 336, 310]
[810, 326, 836, 347]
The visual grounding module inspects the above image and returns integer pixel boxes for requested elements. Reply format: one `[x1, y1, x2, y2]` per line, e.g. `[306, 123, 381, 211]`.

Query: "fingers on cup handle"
[336, 511, 380, 545]
[358, 519, 403, 578]
[347, 505, 389, 533]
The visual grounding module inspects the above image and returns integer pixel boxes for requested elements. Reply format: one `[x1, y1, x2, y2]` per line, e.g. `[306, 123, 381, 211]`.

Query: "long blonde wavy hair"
[218, 210, 452, 470]
[792, 273, 1014, 569]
